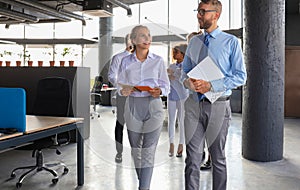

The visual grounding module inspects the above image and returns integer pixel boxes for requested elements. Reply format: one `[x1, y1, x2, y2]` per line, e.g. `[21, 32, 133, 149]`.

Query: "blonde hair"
[129, 25, 150, 52]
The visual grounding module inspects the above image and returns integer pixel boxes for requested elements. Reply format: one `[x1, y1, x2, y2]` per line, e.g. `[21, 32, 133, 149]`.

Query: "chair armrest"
[90, 92, 102, 96]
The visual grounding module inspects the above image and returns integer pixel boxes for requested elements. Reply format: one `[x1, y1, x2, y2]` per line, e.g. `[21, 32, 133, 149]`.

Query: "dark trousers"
[115, 120, 124, 154]
[115, 95, 126, 154]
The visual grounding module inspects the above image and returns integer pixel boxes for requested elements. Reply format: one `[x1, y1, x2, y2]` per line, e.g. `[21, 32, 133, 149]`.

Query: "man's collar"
[205, 27, 221, 39]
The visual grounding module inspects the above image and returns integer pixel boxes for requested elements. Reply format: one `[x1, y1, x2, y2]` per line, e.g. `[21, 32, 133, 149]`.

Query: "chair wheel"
[52, 178, 58, 184]
[63, 167, 69, 174]
[11, 173, 16, 178]
[91, 116, 94, 119]
[98, 115, 100, 118]
[16, 182, 22, 188]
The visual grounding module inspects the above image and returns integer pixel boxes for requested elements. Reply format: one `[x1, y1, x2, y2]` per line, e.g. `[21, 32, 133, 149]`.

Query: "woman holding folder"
[117, 25, 170, 190]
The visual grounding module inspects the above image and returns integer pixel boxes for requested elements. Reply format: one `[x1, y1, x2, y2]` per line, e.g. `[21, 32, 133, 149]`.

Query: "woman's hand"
[149, 87, 161, 98]
[121, 87, 133, 96]
[167, 68, 174, 75]
[167, 69, 175, 80]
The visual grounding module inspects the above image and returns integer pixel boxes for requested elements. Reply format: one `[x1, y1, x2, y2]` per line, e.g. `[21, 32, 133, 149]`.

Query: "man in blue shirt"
[182, 0, 247, 189]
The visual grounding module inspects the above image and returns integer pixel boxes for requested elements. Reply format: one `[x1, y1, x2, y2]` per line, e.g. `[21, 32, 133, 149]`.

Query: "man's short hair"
[201, 0, 222, 14]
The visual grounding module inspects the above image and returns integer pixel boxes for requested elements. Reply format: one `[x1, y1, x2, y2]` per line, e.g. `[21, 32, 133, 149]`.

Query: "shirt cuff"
[210, 78, 225, 92]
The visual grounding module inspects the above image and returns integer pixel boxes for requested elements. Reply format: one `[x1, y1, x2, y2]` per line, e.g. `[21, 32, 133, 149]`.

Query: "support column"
[98, 17, 113, 84]
[242, 0, 285, 161]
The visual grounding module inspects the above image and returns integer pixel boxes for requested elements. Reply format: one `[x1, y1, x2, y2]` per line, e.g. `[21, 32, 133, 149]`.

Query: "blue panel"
[0, 88, 26, 132]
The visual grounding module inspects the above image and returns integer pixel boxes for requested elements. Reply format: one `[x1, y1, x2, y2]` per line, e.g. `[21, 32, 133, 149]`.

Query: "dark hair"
[173, 44, 187, 56]
[201, 0, 222, 14]
[186, 31, 202, 43]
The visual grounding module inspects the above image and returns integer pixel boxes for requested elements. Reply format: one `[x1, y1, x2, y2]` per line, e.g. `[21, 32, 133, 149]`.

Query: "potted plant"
[4, 50, 12, 67]
[0, 52, 3, 66]
[67, 48, 78, 67]
[22, 50, 32, 66]
[43, 48, 55, 67]
[69, 50, 78, 67]
[60, 47, 71, 67]
[38, 60, 43, 67]
[16, 52, 23, 67]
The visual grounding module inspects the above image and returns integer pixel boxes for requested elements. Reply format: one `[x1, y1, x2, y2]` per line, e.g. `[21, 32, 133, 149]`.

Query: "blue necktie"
[204, 33, 211, 47]
[197, 34, 211, 101]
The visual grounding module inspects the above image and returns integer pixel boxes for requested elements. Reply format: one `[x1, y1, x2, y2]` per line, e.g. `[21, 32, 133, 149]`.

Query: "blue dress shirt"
[168, 62, 188, 101]
[182, 27, 247, 99]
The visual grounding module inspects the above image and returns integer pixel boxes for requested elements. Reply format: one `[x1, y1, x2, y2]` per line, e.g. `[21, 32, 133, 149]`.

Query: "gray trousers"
[184, 95, 231, 190]
[124, 96, 164, 190]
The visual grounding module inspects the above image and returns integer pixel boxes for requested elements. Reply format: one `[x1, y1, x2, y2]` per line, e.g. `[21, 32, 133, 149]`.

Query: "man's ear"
[215, 12, 220, 20]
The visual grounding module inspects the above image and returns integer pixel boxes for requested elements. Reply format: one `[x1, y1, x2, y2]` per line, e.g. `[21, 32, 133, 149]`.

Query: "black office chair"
[10, 77, 71, 188]
[90, 76, 103, 119]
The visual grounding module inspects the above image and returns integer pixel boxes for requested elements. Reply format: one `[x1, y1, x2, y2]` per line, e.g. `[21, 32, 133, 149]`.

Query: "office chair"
[10, 77, 71, 188]
[90, 76, 103, 119]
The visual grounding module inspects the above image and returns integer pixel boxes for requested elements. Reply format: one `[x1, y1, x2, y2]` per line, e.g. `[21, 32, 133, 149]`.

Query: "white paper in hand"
[187, 56, 224, 80]
[187, 56, 225, 104]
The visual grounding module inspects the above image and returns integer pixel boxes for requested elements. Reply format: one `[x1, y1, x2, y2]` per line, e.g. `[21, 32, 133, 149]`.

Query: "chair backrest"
[32, 77, 72, 147]
[91, 76, 103, 104]
[33, 77, 71, 117]
[91, 76, 103, 93]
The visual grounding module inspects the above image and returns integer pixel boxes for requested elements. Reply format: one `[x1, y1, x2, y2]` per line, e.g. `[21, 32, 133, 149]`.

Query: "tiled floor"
[0, 106, 300, 190]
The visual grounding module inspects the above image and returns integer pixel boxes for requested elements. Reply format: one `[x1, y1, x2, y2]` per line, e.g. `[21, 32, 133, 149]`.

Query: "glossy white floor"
[0, 106, 300, 190]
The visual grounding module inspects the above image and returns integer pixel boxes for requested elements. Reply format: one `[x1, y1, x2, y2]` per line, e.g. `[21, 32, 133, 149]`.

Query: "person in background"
[167, 44, 188, 158]
[182, 0, 247, 189]
[117, 25, 170, 190]
[108, 33, 133, 163]
[186, 31, 202, 43]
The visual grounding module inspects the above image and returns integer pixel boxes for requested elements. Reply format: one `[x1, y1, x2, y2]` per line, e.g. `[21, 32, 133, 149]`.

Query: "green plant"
[43, 48, 56, 57]
[61, 47, 78, 59]
[23, 50, 31, 61]
[61, 47, 71, 57]
[3, 50, 12, 58]
[17, 52, 23, 59]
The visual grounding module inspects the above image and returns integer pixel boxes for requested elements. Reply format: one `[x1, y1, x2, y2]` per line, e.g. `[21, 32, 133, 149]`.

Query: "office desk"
[100, 87, 117, 92]
[100, 87, 117, 106]
[0, 115, 85, 186]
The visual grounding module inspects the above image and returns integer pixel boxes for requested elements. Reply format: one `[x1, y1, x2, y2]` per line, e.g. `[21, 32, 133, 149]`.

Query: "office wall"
[285, 46, 300, 117]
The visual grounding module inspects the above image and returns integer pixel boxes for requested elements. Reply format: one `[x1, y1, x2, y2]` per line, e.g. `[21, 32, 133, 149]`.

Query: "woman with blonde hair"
[117, 25, 170, 190]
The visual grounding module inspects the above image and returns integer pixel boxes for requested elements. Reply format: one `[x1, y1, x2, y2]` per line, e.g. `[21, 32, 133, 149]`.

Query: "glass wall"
[0, 0, 243, 68]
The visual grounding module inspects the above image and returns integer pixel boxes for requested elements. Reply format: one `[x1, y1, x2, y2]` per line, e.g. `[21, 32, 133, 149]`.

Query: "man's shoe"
[200, 161, 211, 170]
[115, 153, 122, 163]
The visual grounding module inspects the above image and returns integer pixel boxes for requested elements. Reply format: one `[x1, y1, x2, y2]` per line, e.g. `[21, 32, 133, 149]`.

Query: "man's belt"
[202, 96, 230, 102]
